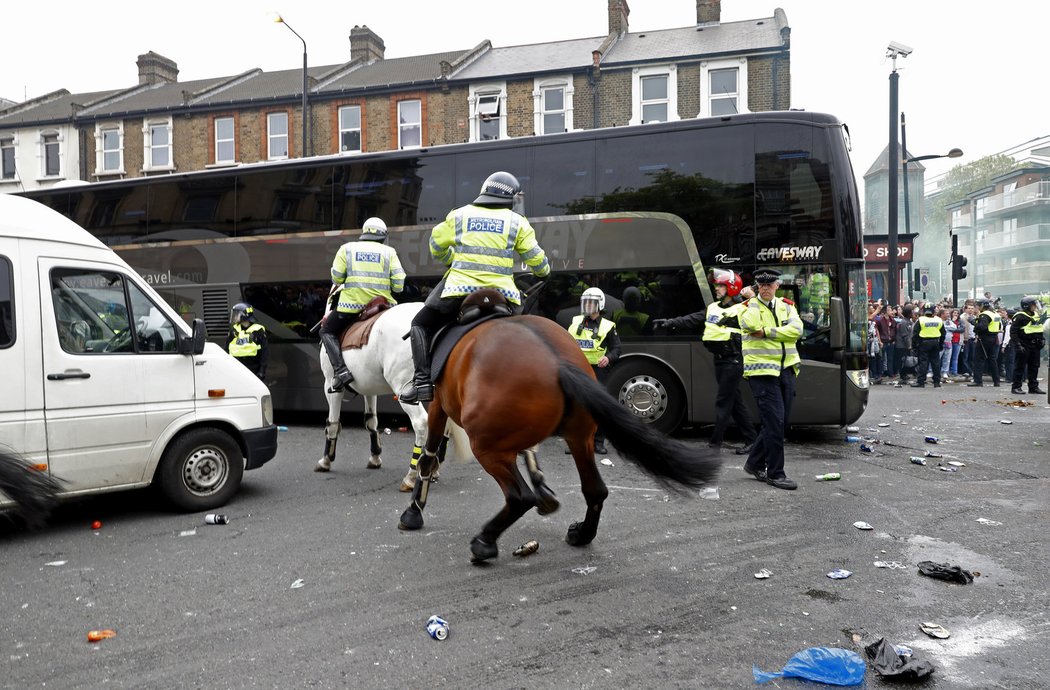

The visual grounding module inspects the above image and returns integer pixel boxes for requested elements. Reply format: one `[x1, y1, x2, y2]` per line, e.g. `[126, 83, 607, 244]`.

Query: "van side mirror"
[829, 296, 846, 350]
[180, 318, 207, 355]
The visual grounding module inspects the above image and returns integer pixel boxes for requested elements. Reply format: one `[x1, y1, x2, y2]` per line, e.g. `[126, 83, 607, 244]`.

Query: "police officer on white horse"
[400, 172, 550, 405]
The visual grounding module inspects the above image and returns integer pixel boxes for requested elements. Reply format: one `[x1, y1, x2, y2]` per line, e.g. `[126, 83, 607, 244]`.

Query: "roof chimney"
[696, 0, 721, 25]
[350, 25, 385, 63]
[608, 0, 630, 36]
[137, 52, 179, 85]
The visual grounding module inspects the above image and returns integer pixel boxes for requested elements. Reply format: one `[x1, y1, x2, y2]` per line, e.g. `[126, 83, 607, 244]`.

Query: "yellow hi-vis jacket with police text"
[331, 241, 406, 314]
[569, 315, 615, 365]
[916, 315, 944, 340]
[430, 204, 550, 305]
[229, 323, 265, 358]
[739, 297, 802, 377]
[978, 309, 1001, 334]
[703, 301, 746, 342]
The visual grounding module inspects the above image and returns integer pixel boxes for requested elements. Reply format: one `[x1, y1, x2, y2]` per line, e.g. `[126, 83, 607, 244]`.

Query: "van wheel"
[606, 360, 685, 434]
[159, 429, 244, 512]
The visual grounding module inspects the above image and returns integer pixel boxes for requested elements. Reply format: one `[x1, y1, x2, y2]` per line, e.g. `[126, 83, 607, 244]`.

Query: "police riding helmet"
[1020, 295, 1040, 312]
[923, 302, 934, 315]
[977, 298, 991, 309]
[709, 268, 743, 297]
[231, 302, 254, 324]
[474, 171, 521, 207]
[360, 217, 388, 243]
[580, 287, 605, 315]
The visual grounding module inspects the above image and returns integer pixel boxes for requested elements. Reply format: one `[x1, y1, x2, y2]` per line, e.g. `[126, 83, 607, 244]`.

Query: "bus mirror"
[181, 318, 207, 355]
[829, 296, 846, 350]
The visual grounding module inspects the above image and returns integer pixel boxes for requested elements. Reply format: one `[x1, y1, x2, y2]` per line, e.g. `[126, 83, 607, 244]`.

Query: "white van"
[0, 194, 277, 513]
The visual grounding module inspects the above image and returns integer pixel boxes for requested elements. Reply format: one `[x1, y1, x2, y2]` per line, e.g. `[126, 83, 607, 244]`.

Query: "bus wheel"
[158, 429, 244, 512]
[606, 360, 685, 434]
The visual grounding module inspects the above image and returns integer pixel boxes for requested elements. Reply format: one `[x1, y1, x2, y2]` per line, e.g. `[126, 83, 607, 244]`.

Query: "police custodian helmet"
[359, 217, 388, 242]
[474, 171, 521, 207]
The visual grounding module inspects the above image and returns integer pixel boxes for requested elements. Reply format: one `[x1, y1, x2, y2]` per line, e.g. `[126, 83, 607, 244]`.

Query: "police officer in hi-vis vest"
[566, 287, 621, 455]
[322, 217, 406, 392]
[227, 302, 268, 380]
[654, 269, 757, 453]
[400, 171, 551, 405]
[968, 299, 1001, 387]
[1010, 296, 1047, 395]
[738, 268, 802, 490]
[910, 303, 945, 388]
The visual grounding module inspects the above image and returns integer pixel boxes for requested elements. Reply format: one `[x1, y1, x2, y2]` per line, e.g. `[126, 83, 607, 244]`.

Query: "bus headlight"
[262, 394, 274, 426]
[847, 370, 869, 390]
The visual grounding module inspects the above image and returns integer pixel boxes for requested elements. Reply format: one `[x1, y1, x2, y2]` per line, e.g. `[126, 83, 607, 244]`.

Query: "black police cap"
[753, 268, 782, 284]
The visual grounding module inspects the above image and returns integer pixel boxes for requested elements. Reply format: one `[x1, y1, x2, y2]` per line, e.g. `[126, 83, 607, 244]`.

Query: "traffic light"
[953, 254, 968, 281]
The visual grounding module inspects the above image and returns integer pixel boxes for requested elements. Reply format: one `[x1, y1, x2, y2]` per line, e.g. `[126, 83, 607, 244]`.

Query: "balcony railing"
[985, 181, 1050, 215]
[950, 213, 972, 230]
[982, 261, 1050, 287]
[981, 223, 1050, 251]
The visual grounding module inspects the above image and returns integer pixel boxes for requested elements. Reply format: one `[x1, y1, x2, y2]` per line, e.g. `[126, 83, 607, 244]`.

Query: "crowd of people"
[867, 292, 1047, 394]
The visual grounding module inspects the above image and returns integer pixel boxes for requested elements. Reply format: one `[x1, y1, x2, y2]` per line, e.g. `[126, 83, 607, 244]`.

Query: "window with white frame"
[630, 66, 677, 126]
[534, 77, 574, 135]
[338, 105, 362, 153]
[41, 132, 60, 177]
[214, 117, 235, 164]
[398, 100, 421, 149]
[700, 58, 748, 117]
[1, 136, 14, 180]
[468, 84, 507, 142]
[143, 118, 173, 170]
[96, 123, 123, 174]
[268, 112, 289, 160]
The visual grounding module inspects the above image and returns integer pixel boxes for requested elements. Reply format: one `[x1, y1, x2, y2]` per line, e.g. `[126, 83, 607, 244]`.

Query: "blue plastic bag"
[754, 647, 866, 686]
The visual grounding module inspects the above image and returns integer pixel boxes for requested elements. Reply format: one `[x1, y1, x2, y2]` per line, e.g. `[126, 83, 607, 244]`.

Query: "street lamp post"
[275, 14, 308, 158]
[885, 42, 910, 306]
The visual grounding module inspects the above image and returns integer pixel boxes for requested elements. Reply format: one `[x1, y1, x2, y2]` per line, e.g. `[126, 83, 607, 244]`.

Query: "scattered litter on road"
[204, 514, 228, 525]
[91, 520, 102, 530]
[844, 435, 861, 443]
[1000, 419, 1013, 425]
[426, 615, 449, 640]
[924, 450, 942, 458]
[178, 529, 196, 537]
[938, 465, 958, 472]
[976, 517, 1002, 526]
[917, 560, 973, 584]
[919, 621, 951, 639]
[846, 426, 860, 432]
[754, 568, 773, 579]
[815, 472, 841, 481]
[873, 561, 907, 569]
[852, 521, 873, 530]
[513, 540, 539, 557]
[859, 443, 874, 453]
[948, 460, 965, 467]
[753, 647, 866, 686]
[383, 428, 391, 434]
[827, 568, 853, 579]
[600, 458, 614, 466]
[924, 436, 939, 444]
[44, 560, 67, 567]
[87, 629, 116, 643]
[865, 637, 935, 680]
[998, 399, 1033, 408]
[277, 425, 289, 432]
[877, 423, 890, 428]
[698, 486, 719, 500]
[571, 566, 597, 575]
[290, 578, 305, 589]
[909, 456, 927, 465]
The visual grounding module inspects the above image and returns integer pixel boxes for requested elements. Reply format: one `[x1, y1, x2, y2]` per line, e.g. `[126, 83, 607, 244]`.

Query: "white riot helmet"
[360, 217, 388, 243]
[580, 287, 605, 315]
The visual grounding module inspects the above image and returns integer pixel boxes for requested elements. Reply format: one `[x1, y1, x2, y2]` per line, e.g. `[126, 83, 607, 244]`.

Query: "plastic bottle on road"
[845, 436, 861, 443]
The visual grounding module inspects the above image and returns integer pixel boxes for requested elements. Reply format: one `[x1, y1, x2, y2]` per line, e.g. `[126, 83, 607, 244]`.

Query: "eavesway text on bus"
[756, 246, 824, 262]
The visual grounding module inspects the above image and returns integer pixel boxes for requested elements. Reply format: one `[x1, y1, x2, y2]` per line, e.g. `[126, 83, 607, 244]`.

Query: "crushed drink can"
[826, 568, 852, 579]
[844, 436, 861, 443]
[205, 514, 228, 525]
[860, 443, 873, 453]
[924, 436, 939, 444]
[924, 450, 942, 458]
[513, 540, 540, 557]
[909, 456, 927, 466]
[426, 615, 449, 640]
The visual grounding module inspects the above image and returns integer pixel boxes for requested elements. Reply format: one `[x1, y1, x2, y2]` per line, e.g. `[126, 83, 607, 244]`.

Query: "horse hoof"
[398, 506, 424, 531]
[535, 487, 560, 516]
[399, 470, 418, 492]
[565, 521, 595, 547]
[367, 458, 382, 469]
[469, 537, 498, 563]
[314, 463, 331, 473]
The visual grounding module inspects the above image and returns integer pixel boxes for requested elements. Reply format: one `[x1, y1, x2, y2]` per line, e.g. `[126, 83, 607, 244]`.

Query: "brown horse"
[398, 307, 721, 563]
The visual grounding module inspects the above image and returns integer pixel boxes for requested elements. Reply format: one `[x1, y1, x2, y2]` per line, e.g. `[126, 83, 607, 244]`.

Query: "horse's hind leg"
[565, 434, 609, 547]
[316, 374, 343, 472]
[399, 405, 449, 531]
[364, 396, 382, 469]
[521, 446, 559, 516]
[470, 450, 539, 563]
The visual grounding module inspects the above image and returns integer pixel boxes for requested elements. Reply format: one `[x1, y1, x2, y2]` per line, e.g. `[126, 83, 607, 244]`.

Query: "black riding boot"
[399, 325, 434, 405]
[321, 331, 354, 392]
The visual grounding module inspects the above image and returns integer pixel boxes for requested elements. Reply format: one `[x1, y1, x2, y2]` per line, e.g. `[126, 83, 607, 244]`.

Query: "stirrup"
[399, 382, 433, 405]
[329, 368, 354, 392]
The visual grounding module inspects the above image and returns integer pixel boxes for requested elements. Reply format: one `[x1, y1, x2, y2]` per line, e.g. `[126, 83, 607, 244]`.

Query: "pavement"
[1, 377, 1048, 688]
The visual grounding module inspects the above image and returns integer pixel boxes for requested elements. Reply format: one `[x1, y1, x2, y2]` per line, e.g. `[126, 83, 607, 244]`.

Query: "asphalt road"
[2, 380, 1049, 689]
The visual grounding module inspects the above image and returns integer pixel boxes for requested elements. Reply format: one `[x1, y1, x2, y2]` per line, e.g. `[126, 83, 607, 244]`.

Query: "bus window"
[455, 149, 529, 208]
[242, 282, 330, 340]
[529, 140, 596, 217]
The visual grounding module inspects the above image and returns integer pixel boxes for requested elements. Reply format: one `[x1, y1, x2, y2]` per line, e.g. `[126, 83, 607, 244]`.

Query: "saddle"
[339, 296, 393, 350]
[430, 289, 514, 382]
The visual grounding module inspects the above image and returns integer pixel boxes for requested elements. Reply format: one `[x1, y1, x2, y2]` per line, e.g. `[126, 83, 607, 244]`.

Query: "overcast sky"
[4, 1, 1044, 186]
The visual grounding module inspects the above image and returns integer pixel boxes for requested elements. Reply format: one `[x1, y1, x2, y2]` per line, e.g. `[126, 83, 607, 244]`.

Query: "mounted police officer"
[567, 287, 621, 455]
[322, 217, 406, 392]
[228, 302, 268, 381]
[400, 171, 551, 405]
[1010, 296, 1046, 395]
[968, 298, 1001, 387]
[654, 269, 757, 453]
[910, 302, 945, 388]
[737, 268, 802, 490]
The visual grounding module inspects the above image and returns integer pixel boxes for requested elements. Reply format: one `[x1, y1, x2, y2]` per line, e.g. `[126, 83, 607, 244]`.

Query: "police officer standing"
[910, 303, 944, 388]
[968, 299, 1001, 387]
[567, 287, 620, 455]
[654, 269, 757, 452]
[737, 268, 802, 490]
[322, 217, 406, 392]
[1010, 296, 1047, 395]
[228, 302, 268, 381]
[400, 171, 550, 404]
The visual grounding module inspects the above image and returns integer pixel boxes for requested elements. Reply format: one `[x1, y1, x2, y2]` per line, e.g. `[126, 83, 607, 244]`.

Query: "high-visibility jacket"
[430, 204, 550, 305]
[1013, 311, 1047, 339]
[739, 297, 802, 377]
[611, 308, 649, 336]
[229, 322, 265, 358]
[916, 315, 944, 339]
[977, 309, 1001, 334]
[331, 241, 405, 314]
[703, 301, 745, 342]
[569, 315, 615, 365]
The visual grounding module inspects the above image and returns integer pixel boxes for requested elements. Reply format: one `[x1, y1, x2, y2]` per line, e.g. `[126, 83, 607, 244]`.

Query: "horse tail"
[0, 447, 64, 529]
[445, 421, 475, 465]
[557, 364, 720, 493]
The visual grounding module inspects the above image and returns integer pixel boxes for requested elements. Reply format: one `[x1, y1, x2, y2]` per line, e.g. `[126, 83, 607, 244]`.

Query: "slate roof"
[602, 14, 786, 65]
[0, 89, 121, 126]
[452, 36, 607, 81]
[322, 50, 470, 91]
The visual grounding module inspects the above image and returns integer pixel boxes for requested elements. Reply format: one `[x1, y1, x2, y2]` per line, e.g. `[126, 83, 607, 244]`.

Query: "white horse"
[318, 302, 461, 491]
